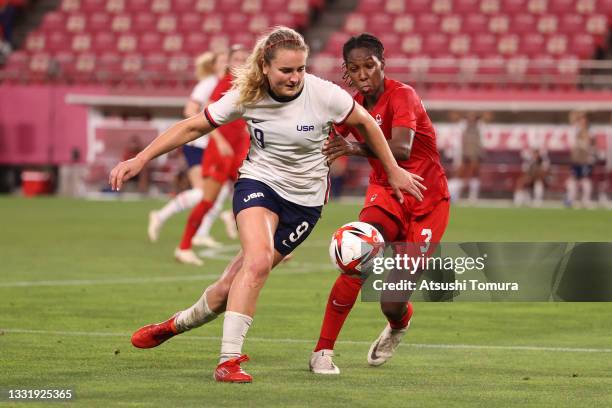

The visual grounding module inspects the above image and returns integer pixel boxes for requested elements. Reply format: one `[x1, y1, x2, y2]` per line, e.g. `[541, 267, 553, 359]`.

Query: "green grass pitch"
[1, 197, 611, 407]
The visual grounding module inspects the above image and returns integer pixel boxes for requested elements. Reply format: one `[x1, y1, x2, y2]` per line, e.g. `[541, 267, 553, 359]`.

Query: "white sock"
[174, 288, 218, 332]
[468, 178, 480, 201]
[566, 177, 577, 204]
[157, 188, 203, 223]
[514, 189, 527, 206]
[533, 180, 544, 204]
[448, 178, 463, 201]
[195, 182, 231, 238]
[581, 178, 592, 206]
[219, 311, 253, 363]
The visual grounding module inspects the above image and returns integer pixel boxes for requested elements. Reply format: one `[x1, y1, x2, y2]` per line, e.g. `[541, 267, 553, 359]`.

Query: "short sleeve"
[205, 89, 244, 127]
[389, 87, 417, 130]
[326, 83, 355, 125]
[190, 77, 218, 105]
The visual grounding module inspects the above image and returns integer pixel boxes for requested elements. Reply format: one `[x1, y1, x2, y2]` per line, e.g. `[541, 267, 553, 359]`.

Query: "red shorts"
[201, 138, 249, 183]
[359, 183, 450, 250]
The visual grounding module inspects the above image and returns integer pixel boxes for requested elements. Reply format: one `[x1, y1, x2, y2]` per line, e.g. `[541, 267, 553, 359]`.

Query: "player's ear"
[380, 58, 385, 71]
[262, 61, 269, 76]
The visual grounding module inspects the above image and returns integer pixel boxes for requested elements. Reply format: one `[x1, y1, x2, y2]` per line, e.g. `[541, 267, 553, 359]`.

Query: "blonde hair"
[233, 26, 309, 106]
[194, 51, 217, 80]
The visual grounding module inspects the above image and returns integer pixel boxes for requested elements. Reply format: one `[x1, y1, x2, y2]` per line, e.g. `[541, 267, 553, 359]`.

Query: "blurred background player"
[566, 111, 596, 208]
[111, 27, 425, 384]
[311, 33, 449, 374]
[450, 111, 485, 202]
[173, 45, 249, 266]
[513, 148, 550, 207]
[148, 51, 237, 247]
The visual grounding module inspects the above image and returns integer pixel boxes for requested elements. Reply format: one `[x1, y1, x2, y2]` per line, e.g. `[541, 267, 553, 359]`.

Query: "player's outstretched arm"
[343, 104, 426, 203]
[109, 112, 213, 191]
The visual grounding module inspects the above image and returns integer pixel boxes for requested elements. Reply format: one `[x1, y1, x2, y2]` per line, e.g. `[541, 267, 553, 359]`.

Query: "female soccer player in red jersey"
[310, 33, 450, 374]
[173, 45, 250, 266]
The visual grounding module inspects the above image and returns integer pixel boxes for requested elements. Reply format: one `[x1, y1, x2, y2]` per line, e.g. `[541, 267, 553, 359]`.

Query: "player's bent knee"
[242, 253, 274, 282]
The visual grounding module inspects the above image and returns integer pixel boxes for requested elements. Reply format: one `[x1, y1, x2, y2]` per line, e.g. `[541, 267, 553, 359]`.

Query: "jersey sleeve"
[389, 87, 418, 130]
[326, 83, 355, 125]
[190, 77, 218, 105]
[204, 89, 244, 128]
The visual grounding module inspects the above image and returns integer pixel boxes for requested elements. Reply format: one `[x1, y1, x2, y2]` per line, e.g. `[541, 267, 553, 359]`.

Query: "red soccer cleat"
[131, 314, 179, 349]
[214, 355, 252, 383]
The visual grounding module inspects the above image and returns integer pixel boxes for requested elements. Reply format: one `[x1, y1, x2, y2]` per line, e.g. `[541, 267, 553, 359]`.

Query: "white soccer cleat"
[191, 235, 223, 248]
[174, 248, 203, 266]
[367, 321, 410, 367]
[148, 210, 162, 242]
[220, 210, 238, 239]
[309, 349, 340, 375]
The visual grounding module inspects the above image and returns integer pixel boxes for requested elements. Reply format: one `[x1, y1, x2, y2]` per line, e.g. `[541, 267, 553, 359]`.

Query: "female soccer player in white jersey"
[108, 26, 426, 383]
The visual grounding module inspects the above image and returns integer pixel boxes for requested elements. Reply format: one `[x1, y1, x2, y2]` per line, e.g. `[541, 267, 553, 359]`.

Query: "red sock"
[179, 200, 213, 250]
[314, 274, 362, 352]
[388, 302, 414, 330]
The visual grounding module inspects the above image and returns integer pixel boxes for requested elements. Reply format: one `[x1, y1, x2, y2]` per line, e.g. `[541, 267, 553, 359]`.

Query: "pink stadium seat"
[558, 14, 585, 35]
[519, 33, 545, 56]
[570, 34, 596, 58]
[28, 53, 51, 82]
[378, 32, 401, 53]
[174, 0, 195, 13]
[60, 0, 81, 13]
[450, 34, 471, 55]
[548, 0, 575, 14]
[527, 0, 547, 14]
[142, 53, 166, 83]
[576, 0, 597, 14]
[401, 33, 423, 55]
[163, 34, 184, 53]
[5, 51, 29, 77]
[126, 0, 149, 13]
[429, 54, 459, 76]
[415, 14, 440, 32]
[463, 13, 488, 33]
[497, 34, 519, 55]
[72, 53, 96, 83]
[242, 0, 263, 13]
[393, 14, 415, 33]
[440, 15, 462, 34]
[209, 34, 230, 52]
[454, 0, 480, 13]
[505, 55, 528, 77]
[88, 12, 110, 32]
[117, 33, 138, 53]
[585, 14, 608, 36]
[133, 14, 157, 33]
[151, 0, 172, 13]
[81, 0, 106, 13]
[431, 0, 453, 14]
[288, 0, 309, 15]
[231, 32, 255, 48]
[527, 54, 555, 76]
[41, 12, 65, 33]
[178, 14, 202, 33]
[249, 15, 270, 34]
[217, 0, 243, 12]
[502, 0, 527, 14]
[512, 13, 537, 34]
[537, 14, 558, 34]
[194, 0, 217, 13]
[471, 33, 497, 55]
[111, 14, 131, 33]
[384, 0, 405, 14]
[369, 13, 394, 34]
[66, 14, 86, 33]
[93, 32, 116, 54]
[106, 0, 125, 13]
[488, 14, 510, 34]
[601, 0, 612, 15]
[326, 32, 349, 54]
[546, 34, 568, 55]
[358, 0, 385, 13]
[157, 14, 178, 33]
[458, 55, 480, 77]
[202, 14, 223, 33]
[71, 33, 91, 52]
[271, 13, 296, 28]
[96, 52, 121, 83]
[480, 0, 501, 14]
[263, 0, 287, 12]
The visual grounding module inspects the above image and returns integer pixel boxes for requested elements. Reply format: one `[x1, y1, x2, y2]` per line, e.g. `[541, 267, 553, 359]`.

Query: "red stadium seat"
[527, 0, 547, 14]
[111, 14, 131, 33]
[217, 0, 243, 12]
[558, 14, 585, 35]
[576, 0, 597, 14]
[174, 0, 195, 12]
[415, 14, 440, 32]
[242, 0, 263, 13]
[546, 34, 568, 55]
[502, 0, 527, 14]
[142, 52, 166, 83]
[369, 13, 394, 34]
[488, 14, 510, 34]
[454, 0, 480, 13]
[184, 33, 209, 54]
[231, 32, 255, 48]
[121, 54, 144, 85]
[463, 13, 488, 33]
[570, 34, 596, 58]
[458, 55, 480, 77]
[47, 32, 69, 53]
[263, 0, 286, 12]
[384, 0, 405, 14]
[28, 53, 51, 82]
[133, 13, 157, 33]
[512, 13, 536, 34]
[202, 14, 223, 33]
[93, 32, 116, 54]
[497, 34, 519, 55]
[106, 0, 125, 13]
[140, 33, 162, 54]
[548, 0, 575, 14]
[477, 54, 505, 76]
[178, 14, 202, 33]
[505, 55, 528, 77]
[126, 0, 149, 13]
[585, 14, 608, 36]
[326, 31, 349, 54]
[377, 32, 401, 54]
[72, 53, 96, 83]
[537, 15, 558, 34]
[209, 34, 230, 52]
[226, 12, 249, 32]
[60, 0, 81, 13]
[194, 0, 217, 12]
[471, 33, 497, 55]
[289, 0, 309, 15]
[96, 52, 121, 83]
[41, 12, 65, 33]
[519, 33, 545, 57]
[271, 13, 296, 28]
[450, 34, 471, 55]
[401, 34, 423, 55]
[405, 0, 432, 13]
[81, 0, 106, 13]
[249, 15, 270, 34]
[71, 33, 91, 52]
[359, 0, 385, 13]
[88, 12, 110, 32]
[424, 33, 449, 56]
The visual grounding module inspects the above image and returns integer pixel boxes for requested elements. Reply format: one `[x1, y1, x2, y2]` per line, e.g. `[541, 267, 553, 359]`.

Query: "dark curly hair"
[341, 33, 385, 87]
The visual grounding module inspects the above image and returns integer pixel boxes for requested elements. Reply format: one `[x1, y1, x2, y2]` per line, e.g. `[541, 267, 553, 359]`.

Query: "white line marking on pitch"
[2, 328, 611, 354]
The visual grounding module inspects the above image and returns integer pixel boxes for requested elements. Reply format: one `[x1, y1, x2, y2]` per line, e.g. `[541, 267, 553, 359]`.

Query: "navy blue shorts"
[572, 164, 593, 179]
[233, 179, 322, 256]
[182, 145, 204, 168]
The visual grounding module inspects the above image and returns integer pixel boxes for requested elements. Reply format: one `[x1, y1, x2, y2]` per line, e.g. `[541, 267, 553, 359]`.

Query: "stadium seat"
[503, 0, 527, 14]
[72, 53, 96, 83]
[405, 0, 432, 13]
[126, 0, 149, 13]
[242, 0, 263, 13]
[178, 14, 201, 33]
[498, 34, 519, 55]
[326, 31, 348, 54]
[377, 32, 401, 54]
[217, 0, 243, 12]
[93, 32, 116, 54]
[527, 0, 547, 14]
[71, 33, 91, 52]
[585, 14, 608, 36]
[548, 0, 575, 13]
[248, 15, 270, 34]
[401, 34, 422, 55]
[225, 13, 249, 32]
[194, 0, 217, 12]
[60, 0, 81, 13]
[450, 34, 471, 55]
[546, 34, 568, 55]
[359, 0, 385, 13]
[28, 53, 51, 82]
[151, 0, 172, 13]
[96, 52, 121, 83]
[519, 33, 545, 56]
[117, 34, 137, 53]
[66, 14, 86, 33]
[393, 15, 415, 33]
[174, 0, 195, 13]
[271, 13, 296, 28]
[477, 54, 505, 76]
[231, 32, 255, 48]
[424, 33, 449, 55]
[25, 33, 46, 52]
[454, 0, 480, 13]
[133, 13, 157, 33]
[471, 33, 497, 55]
[88, 12, 110, 32]
[157, 15, 177, 33]
[513, 13, 536, 33]
[183, 32, 209, 54]
[432, 0, 452, 14]
[41, 12, 65, 33]
[139, 33, 162, 54]
[441, 15, 462, 34]
[202, 14, 223, 33]
[415, 14, 440, 32]
[537, 15, 558, 34]
[480, 0, 500, 14]
[163, 34, 183, 53]
[111, 14, 131, 33]
[576, 0, 596, 14]
[488, 15, 510, 34]
[463, 13, 489, 33]
[106, 0, 125, 13]
[208, 34, 229, 52]
[47, 32, 69, 53]
[81, 0, 106, 13]
[384, 0, 405, 14]
[558, 14, 585, 35]
[570, 34, 596, 58]
[369, 13, 394, 34]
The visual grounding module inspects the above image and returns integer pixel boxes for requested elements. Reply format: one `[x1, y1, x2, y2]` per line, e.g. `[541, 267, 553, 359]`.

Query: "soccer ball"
[329, 222, 385, 276]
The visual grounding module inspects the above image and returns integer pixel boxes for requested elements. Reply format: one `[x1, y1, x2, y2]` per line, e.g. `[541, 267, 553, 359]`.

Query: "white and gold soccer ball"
[329, 222, 385, 276]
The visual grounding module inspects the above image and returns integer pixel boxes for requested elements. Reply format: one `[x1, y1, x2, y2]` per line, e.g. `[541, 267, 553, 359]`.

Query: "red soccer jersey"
[206, 73, 249, 149]
[338, 78, 449, 216]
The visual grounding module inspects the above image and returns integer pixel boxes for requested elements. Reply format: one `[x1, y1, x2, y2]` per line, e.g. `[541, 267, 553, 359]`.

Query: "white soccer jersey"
[206, 73, 355, 206]
[187, 75, 218, 149]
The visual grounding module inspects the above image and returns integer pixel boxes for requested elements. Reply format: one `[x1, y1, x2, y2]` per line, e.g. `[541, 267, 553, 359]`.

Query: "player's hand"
[108, 157, 145, 191]
[213, 133, 234, 156]
[323, 128, 354, 163]
[388, 167, 426, 203]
